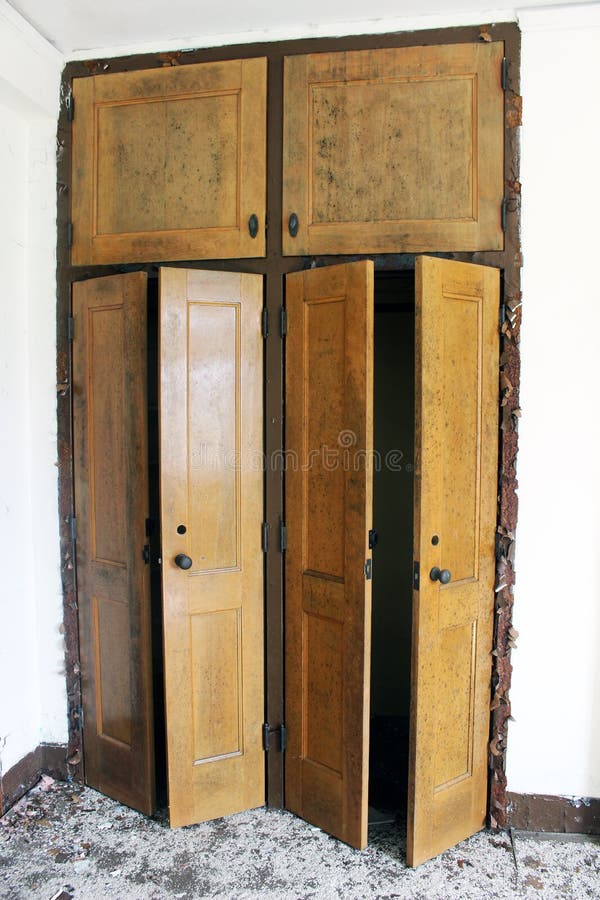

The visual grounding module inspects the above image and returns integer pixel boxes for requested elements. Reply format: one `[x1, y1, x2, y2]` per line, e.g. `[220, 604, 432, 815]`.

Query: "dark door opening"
[369, 271, 415, 829]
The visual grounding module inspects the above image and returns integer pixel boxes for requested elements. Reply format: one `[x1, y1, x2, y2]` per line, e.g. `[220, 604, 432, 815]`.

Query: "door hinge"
[75, 705, 84, 730]
[501, 57, 508, 91]
[263, 722, 287, 753]
[279, 522, 287, 553]
[262, 307, 269, 339]
[280, 307, 287, 337]
[262, 522, 269, 553]
[368, 529, 378, 550]
[67, 315, 74, 342]
[501, 198, 507, 233]
[69, 514, 77, 542]
[67, 221, 73, 248]
[66, 90, 74, 121]
[142, 544, 150, 565]
[364, 558, 372, 581]
[413, 561, 420, 591]
[499, 303, 506, 333]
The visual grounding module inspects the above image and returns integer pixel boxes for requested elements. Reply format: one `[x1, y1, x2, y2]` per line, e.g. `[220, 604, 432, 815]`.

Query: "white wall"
[507, 2, 600, 799]
[0, 0, 65, 774]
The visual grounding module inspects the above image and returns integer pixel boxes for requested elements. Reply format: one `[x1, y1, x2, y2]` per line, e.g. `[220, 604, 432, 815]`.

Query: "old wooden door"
[159, 268, 265, 827]
[285, 261, 374, 850]
[285, 257, 498, 862]
[72, 272, 155, 815]
[407, 256, 499, 866]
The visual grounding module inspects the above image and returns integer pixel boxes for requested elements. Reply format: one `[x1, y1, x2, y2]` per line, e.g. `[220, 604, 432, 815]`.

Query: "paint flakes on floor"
[0, 777, 598, 899]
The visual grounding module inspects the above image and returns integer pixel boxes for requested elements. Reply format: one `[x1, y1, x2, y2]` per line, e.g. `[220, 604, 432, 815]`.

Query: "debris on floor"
[0, 777, 598, 899]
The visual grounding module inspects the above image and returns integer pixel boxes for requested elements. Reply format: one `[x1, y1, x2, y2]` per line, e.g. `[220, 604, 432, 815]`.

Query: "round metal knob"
[174, 553, 193, 570]
[430, 566, 451, 584]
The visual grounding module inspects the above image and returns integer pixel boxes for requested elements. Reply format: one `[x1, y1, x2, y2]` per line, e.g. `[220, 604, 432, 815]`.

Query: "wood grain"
[72, 272, 155, 815]
[159, 268, 264, 827]
[407, 256, 499, 866]
[72, 58, 267, 264]
[283, 43, 504, 255]
[285, 261, 374, 850]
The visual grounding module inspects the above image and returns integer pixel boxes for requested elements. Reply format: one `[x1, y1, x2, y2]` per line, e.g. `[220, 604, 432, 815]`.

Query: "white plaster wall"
[0, 0, 65, 774]
[507, 2, 600, 798]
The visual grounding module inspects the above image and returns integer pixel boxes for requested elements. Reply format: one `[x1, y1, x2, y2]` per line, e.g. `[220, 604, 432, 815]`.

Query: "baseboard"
[0, 743, 68, 816]
[507, 792, 600, 835]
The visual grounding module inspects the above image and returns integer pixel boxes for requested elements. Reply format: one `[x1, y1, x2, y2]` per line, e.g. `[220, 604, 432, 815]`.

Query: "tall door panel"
[285, 261, 374, 850]
[159, 268, 264, 828]
[408, 256, 499, 866]
[71, 58, 267, 264]
[72, 272, 155, 815]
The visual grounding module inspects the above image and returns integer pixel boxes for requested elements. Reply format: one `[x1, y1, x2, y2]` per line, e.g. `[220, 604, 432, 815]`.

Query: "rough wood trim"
[57, 22, 522, 822]
[0, 745, 68, 816]
[508, 793, 600, 835]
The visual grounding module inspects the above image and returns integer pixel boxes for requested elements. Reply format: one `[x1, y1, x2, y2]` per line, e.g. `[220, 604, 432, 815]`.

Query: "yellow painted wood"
[72, 58, 267, 264]
[159, 267, 264, 828]
[285, 261, 374, 850]
[283, 43, 504, 255]
[72, 273, 155, 815]
[407, 256, 499, 867]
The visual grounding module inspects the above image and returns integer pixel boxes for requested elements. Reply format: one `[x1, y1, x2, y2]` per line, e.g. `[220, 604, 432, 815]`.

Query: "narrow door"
[72, 272, 155, 815]
[285, 261, 374, 850]
[407, 256, 500, 866]
[159, 268, 265, 828]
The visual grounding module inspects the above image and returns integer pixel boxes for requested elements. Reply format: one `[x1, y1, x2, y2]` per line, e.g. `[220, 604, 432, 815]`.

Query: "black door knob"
[430, 566, 451, 584]
[174, 553, 193, 570]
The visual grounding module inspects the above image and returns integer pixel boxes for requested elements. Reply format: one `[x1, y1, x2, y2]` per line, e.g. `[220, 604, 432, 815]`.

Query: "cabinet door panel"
[285, 261, 374, 850]
[72, 58, 267, 264]
[283, 43, 504, 255]
[159, 268, 264, 828]
[407, 257, 499, 866]
[72, 272, 155, 815]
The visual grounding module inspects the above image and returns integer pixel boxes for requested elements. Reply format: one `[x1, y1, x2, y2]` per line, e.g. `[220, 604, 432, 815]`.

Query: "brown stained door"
[285, 261, 374, 850]
[72, 272, 155, 815]
[71, 58, 267, 265]
[159, 268, 265, 828]
[407, 256, 500, 866]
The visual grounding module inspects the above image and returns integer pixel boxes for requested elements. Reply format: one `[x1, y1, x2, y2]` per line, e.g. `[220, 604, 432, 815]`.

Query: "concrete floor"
[1, 777, 599, 899]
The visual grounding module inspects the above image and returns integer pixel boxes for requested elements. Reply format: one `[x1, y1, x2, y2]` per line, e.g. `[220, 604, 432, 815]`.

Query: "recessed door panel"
[408, 256, 499, 866]
[72, 272, 155, 816]
[160, 267, 264, 828]
[285, 261, 374, 850]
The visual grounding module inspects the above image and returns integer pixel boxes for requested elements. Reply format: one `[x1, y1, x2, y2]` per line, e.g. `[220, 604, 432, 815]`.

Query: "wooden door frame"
[56, 22, 521, 828]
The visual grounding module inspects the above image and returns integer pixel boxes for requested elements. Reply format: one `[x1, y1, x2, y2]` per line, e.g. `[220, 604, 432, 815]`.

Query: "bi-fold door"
[72, 256, 499, 866]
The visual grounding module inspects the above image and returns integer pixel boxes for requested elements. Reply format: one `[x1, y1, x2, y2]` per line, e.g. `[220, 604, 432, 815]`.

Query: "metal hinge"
[501, 198, 507, 233]
[67, 315, 74, 342]
[142, 544, 150, 565]
[364, 559, 372, 581]
[280, 522, 287, 552]
[69, 515, 77, 542]
[413, 561, 420, 591]
[501, 57, 508, 91]
[262, 722, 287, 753]
[66, 90, 74, 121]
[262, 522, 269, 553]
[67, 221, 73, 248]
[262, 307, 269, 339]
[499, 303, 506, 333]
[280, 307, 287, 337]
[75, 705, 84, 730]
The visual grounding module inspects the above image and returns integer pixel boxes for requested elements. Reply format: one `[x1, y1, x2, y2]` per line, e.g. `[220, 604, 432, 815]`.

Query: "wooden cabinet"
[282, 43, 504, 255]
[71, 58, 267, 264]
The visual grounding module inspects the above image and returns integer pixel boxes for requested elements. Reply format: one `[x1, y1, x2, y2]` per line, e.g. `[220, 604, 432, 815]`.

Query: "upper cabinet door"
[71, 58, 267, 265]
[283, 43, 504, 256]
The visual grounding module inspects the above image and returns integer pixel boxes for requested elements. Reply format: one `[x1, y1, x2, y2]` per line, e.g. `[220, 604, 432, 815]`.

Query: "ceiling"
[7, 0, 591, 57]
